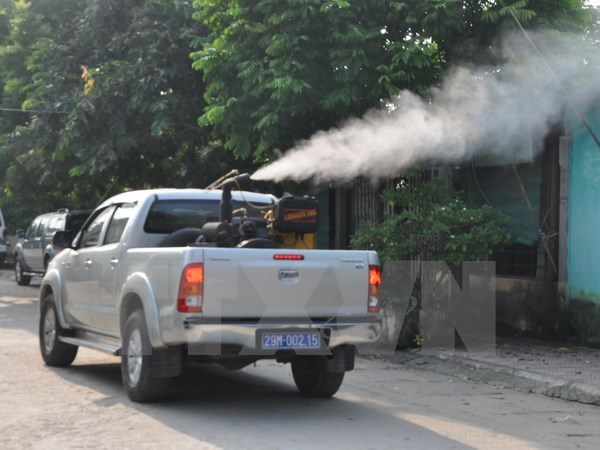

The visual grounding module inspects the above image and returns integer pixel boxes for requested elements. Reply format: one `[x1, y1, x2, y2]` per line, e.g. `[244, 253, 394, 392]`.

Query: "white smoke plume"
[252, 32, 599, 183]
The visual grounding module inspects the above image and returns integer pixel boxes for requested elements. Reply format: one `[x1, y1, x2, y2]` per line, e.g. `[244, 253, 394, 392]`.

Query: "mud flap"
[148, 345, 184, 378]
[325, 345, 356, 373]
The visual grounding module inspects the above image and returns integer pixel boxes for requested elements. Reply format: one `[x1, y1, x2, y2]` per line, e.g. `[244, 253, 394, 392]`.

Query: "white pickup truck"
[38, 176, 382, 402]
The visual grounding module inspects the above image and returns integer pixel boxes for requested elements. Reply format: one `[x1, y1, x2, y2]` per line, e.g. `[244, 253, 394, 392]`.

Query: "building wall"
[567, 110, 600, 302]
[465, 162, 544, 278]
[495, 277, 562, 337]
[566, 109, 600, 345]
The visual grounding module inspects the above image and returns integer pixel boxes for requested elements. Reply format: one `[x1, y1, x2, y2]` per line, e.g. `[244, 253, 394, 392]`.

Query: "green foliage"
[192, 0, 446, 161]
[351, 178, 512, 266]
[192, 0, 590, 163]
[0, 0, 593, 230]
[0, 0, 239, 229]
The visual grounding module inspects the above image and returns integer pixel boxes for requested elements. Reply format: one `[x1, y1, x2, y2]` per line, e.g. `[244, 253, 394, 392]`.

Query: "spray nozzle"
[220, 173, 251, 223]
[221, 173, 251, 189]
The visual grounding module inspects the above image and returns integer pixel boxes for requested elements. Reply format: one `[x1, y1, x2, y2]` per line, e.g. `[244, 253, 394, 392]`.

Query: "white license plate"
[260, 331, 321, 350]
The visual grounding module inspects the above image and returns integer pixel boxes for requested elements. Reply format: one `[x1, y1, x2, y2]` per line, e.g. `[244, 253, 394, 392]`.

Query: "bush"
[351, 178, 511, 267]
[352, 177, 511, 347]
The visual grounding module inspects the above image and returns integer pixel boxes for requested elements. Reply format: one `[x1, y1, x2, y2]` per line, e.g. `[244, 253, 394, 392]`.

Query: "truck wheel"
[291, 356, 345, 398]
[15, 258, 31, 286]
[121, 310, 171, 402]
[39, 294, 78, 367]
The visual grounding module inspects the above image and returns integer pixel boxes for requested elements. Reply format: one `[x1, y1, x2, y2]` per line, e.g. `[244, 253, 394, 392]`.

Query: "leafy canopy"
[192, 0, 591, 163]
[191, 0, 444, 161]
[0, 0, 227, 228]
[0, 0, 593, 229]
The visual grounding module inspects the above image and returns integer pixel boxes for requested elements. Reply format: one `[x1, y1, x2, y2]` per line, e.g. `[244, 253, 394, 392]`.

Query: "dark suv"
[14, 209, 90, 285]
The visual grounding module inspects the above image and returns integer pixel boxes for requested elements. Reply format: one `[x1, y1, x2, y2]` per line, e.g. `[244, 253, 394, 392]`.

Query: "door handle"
[84, 259, 93, 268]
[110, 258, 119, 267]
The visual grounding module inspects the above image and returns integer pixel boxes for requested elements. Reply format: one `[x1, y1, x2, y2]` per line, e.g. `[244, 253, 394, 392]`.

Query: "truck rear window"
[144, 199, 270, 234]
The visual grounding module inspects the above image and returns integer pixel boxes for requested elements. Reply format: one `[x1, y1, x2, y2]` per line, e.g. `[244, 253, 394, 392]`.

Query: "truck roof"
[98, 188, 277, 209]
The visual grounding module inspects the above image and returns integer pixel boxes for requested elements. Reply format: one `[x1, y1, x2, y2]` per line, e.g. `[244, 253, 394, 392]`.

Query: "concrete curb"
[405, 354, 600, 406]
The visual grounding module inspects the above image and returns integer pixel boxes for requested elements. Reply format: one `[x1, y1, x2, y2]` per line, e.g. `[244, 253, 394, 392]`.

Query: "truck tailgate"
[201, 249, 373, 319]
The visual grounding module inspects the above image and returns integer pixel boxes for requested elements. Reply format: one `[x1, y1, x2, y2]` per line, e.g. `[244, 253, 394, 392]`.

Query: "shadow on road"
[0, 281, 477, 448]
[48, 359, 475, 449]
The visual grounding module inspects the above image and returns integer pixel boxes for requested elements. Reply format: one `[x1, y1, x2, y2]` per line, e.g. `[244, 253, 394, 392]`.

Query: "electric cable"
[0, 107, 70, 114]
[509, 10, 600, 152]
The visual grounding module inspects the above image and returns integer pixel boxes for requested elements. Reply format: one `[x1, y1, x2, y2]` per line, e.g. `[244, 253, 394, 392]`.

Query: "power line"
[0, 107, 70, 114]
[509, 10, 600, 152]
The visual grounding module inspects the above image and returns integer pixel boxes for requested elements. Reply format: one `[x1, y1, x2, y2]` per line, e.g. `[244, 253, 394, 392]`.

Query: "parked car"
[14, 209, 91, 285]
[0, 236, 6, 266]
[0, 207, 6, 265]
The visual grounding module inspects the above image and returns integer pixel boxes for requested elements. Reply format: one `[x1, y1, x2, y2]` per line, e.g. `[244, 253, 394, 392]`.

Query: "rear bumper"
[180, 316, 382, 355]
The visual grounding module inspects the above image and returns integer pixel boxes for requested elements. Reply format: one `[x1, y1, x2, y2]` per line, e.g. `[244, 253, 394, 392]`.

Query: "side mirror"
[16, 229, 25, 239]
[52, 231, 74, 249]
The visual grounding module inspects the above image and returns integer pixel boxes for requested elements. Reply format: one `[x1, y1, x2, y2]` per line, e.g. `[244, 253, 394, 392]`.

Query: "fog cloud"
[252, 32, 599, 183]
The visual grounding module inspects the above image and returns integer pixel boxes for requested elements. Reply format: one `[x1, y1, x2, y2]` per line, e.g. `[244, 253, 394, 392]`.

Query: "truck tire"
[15, 258, 31, 286]
[121, 310, 171, 402]
[39, 294, 78, 367]
[291, 356, 345, 398]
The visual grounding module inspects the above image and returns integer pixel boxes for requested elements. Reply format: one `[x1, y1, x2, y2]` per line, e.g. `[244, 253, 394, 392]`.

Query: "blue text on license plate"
[261, 332, 321, 349]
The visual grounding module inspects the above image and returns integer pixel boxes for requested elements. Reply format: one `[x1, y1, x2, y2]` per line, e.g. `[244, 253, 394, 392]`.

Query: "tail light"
[368, 265, 381, 313]
[177, 263, 203, 313]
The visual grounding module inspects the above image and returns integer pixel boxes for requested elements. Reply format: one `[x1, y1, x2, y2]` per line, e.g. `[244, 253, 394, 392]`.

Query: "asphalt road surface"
[0, 268, 598, 449]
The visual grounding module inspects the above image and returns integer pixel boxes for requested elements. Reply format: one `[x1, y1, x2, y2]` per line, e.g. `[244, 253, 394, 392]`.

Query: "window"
[65, 212, 90, 233]
[27, 217, 42, 240]
[144, 200, 219, 234]
[37, 216, 52, 237]
[144, 200, 271, 234]
[79, 207, 115, 248]
[493, 243, 539, 278]
[105, 203, 135, 245]
[50, 216, 65, 233]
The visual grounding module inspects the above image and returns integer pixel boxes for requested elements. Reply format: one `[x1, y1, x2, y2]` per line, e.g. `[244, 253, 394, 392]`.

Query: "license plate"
[260, 331, 321, 350]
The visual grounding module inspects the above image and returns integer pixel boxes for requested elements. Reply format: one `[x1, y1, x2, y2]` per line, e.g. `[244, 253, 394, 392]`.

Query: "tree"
[0, 0, 593, 230]
[0, 0, 224, 229]
[52, 0, 210, 191]
[0, 0, 83, 228]
[192, 0, 444, 162]
[191, 0, 591, 164]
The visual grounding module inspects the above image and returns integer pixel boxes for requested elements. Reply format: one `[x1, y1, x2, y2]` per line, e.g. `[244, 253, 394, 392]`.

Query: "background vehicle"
[0, 207, 5, 265]
[14, 209, 90, 285]
[38, 175, 382, 402]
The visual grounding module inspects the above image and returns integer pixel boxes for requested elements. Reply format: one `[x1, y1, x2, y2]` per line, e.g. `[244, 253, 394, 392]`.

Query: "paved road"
[0, 269, 598, 449]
